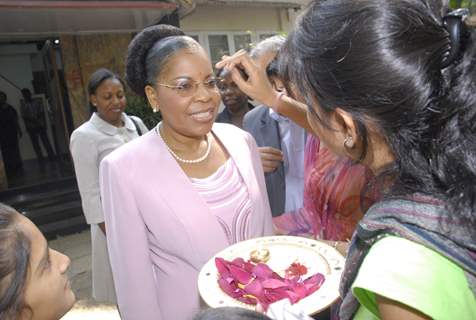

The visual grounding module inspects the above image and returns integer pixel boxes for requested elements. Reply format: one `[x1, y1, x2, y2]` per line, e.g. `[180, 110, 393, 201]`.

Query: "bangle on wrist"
[271, 91, 285, 114]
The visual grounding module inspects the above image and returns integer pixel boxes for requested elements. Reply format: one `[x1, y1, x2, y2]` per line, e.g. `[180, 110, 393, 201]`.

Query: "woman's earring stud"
[344, 136, 354, 149]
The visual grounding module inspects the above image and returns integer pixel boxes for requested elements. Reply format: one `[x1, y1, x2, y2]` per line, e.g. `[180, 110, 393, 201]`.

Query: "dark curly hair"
[280, 0, 476, 231]
[125, 24, 200, 98]
[0, 204, 30, 320]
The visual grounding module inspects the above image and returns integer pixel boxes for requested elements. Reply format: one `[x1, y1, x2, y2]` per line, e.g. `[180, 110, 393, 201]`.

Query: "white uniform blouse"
[70, 112, 148, 302]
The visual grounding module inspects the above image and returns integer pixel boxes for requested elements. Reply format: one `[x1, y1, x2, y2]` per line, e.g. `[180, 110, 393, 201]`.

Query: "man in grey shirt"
[20, 88, 55, 161]
[243, 36, 306, 217]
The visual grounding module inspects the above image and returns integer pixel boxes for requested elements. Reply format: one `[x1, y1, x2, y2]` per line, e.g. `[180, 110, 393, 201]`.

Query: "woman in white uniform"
[70, 68, 148, 303]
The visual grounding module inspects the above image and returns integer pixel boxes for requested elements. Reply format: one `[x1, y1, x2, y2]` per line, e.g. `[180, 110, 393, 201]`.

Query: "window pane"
[189, 35, 199, 43]
[233, 34, 252, 53]
[259, 33, 277, 41]
[208, 35, 229, 66]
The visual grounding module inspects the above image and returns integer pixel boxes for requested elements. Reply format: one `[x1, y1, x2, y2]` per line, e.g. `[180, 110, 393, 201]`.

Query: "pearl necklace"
[155, 124, 212, 164]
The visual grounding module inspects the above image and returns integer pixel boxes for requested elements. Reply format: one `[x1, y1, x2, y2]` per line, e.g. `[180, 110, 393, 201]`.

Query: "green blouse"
[351, 236, 476, 320]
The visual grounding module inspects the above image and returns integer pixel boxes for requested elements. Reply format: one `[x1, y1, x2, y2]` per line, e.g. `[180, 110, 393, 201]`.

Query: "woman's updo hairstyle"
[126, 24, 199, 98]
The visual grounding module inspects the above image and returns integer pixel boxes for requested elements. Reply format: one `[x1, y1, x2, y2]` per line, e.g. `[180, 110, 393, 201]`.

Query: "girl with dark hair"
[70, 68, 148, 303]
[0, 203, 75, 320]
[219, 41, 374, 251]
[219, 0, 476, 319]
[99, 25, 273, 320]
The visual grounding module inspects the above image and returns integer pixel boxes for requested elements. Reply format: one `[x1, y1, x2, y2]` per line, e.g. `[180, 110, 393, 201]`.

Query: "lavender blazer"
[99, 123, 274, 320]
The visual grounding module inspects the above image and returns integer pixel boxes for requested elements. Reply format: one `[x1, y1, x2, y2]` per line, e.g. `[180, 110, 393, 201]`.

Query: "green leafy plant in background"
[126, 94, 162, 129]
[450, 0, 475, 12]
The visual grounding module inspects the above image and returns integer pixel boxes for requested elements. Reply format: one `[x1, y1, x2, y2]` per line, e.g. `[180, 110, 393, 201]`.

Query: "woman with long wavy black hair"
[218, 1, 476, 319]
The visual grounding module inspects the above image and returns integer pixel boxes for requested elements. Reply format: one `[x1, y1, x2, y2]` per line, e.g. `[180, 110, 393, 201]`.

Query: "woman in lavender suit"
[99, 25, 274, 320]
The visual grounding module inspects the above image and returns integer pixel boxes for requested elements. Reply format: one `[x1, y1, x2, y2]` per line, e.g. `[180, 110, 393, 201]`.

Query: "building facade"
[0, 0, 306, 190]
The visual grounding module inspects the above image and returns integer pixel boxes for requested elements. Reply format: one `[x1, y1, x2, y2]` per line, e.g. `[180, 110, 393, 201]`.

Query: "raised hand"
[216, 50, 279, 108]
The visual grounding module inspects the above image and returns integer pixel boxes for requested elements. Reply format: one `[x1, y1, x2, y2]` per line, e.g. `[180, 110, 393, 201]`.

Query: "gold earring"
[344, 136, 354, 149]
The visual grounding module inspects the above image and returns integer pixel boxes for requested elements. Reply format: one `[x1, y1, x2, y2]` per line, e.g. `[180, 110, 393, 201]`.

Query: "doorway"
[0, 40, 74, 189]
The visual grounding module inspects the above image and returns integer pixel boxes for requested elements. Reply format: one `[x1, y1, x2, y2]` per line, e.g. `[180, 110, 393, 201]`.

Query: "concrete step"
[42, 215, 88, 240]
[0, 177, 78, 200]
[7, 189, 81, 211]
[0, 176, 87, 239]
[22, 200, 83, 225]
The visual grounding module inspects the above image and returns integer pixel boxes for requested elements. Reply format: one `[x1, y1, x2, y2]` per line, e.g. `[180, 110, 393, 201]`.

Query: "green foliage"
[449, 0, 475, 11]
[125, 94, 161, 129]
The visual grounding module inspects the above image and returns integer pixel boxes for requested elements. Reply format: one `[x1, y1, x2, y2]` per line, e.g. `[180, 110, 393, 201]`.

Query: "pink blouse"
[191, 159, 252, 245]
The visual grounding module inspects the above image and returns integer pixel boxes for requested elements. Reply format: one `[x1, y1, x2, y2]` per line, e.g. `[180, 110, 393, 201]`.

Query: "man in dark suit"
[0, 91, 23, 173]
[243, 36, 306, 217]
[244, 105, 286, 216]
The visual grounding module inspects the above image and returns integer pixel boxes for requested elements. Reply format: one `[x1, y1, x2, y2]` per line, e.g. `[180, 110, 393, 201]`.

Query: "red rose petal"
[261, 278, 287, 289]
[229, 264, 253, 284]
[215, 257, 325, 311]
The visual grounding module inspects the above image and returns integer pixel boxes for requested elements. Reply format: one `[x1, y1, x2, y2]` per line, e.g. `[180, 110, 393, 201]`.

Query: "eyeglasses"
[157, 77, 220, 97]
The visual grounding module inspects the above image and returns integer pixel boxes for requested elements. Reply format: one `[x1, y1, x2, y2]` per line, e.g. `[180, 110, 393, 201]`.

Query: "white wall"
[0, 44, 55, 161]
[182, 5, 285, 31]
